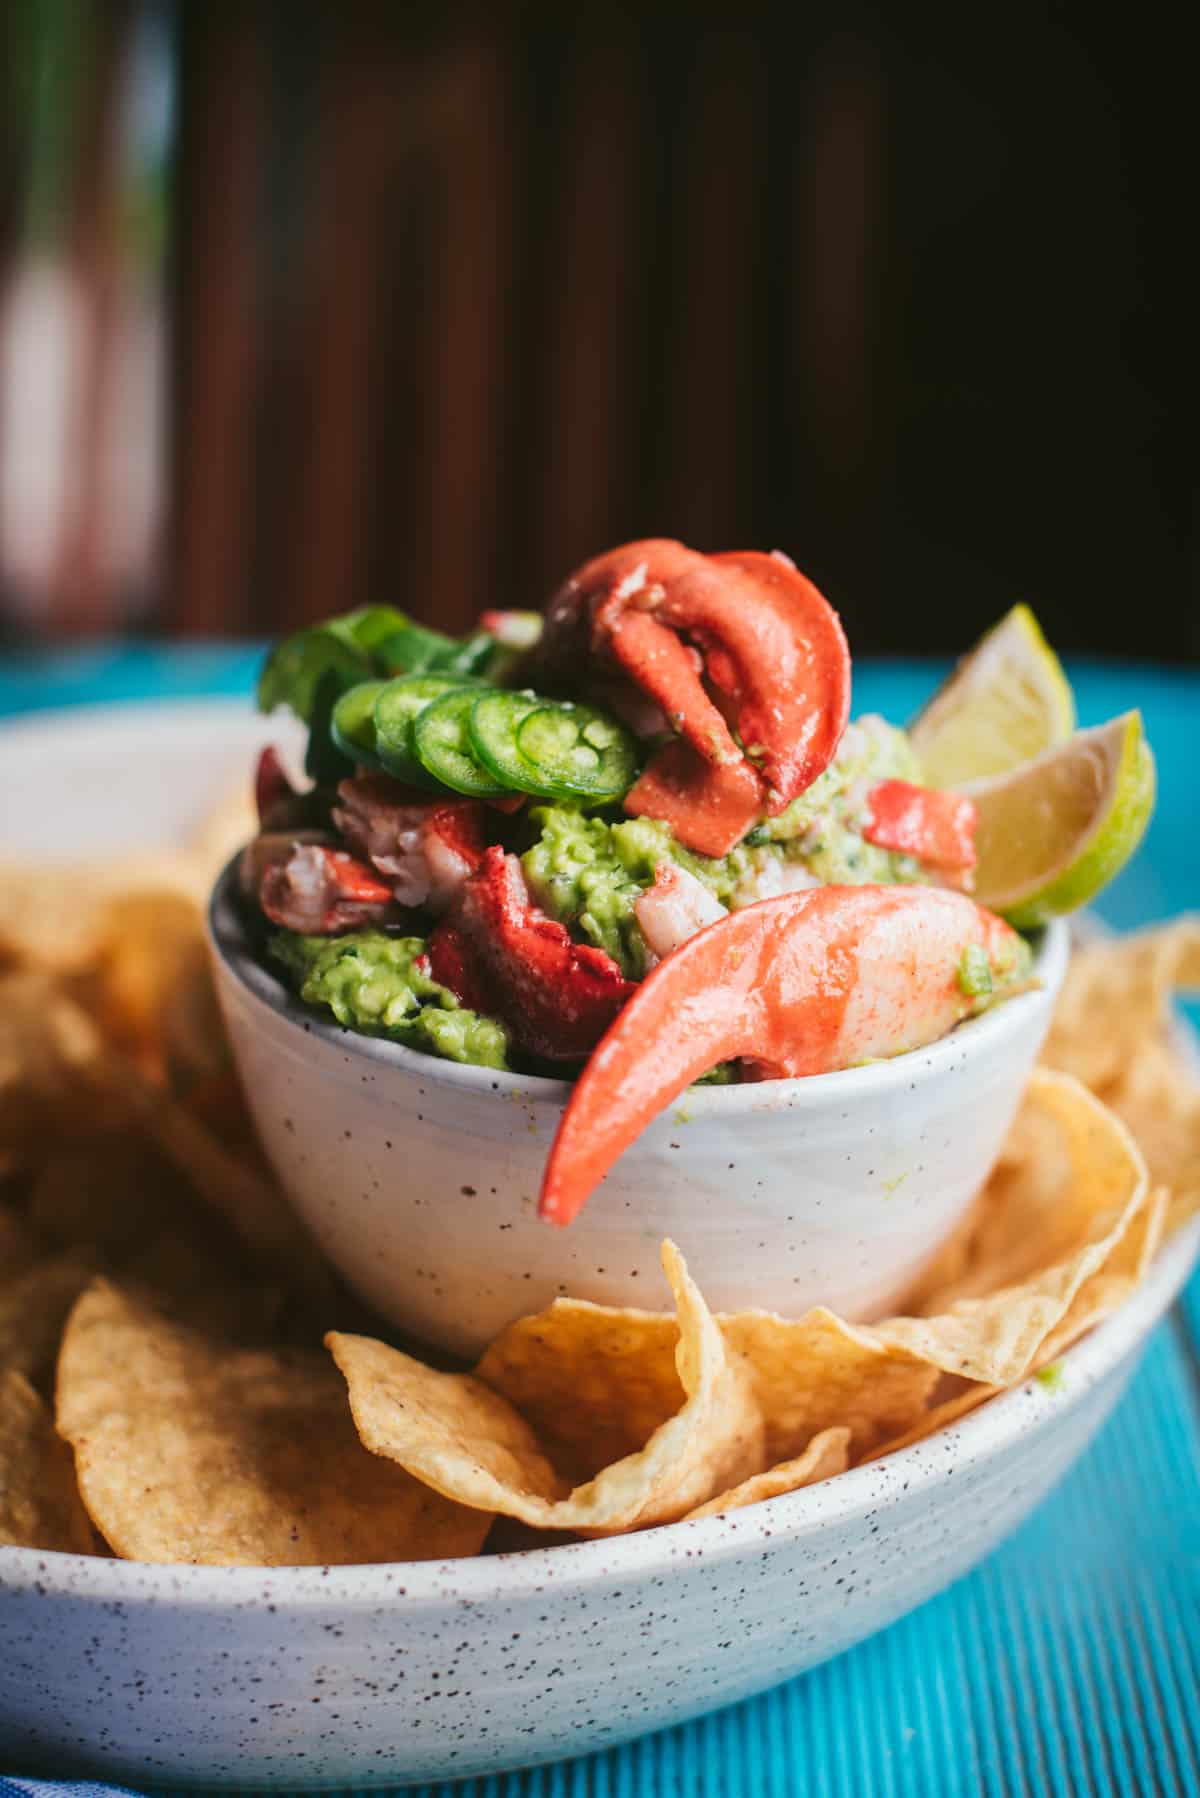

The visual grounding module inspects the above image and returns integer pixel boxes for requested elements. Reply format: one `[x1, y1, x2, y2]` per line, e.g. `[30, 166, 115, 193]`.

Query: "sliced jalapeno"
[413, 687, 510, 798]
[515, 702, 638, 800]
[330, 679, 390, 767]
[468, 689, 551, 793]
[373, 674, 468, 784]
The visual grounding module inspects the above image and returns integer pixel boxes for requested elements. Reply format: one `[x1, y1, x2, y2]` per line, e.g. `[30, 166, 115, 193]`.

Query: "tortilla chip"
[83, 1056, 336, 1311]
[160, 954, 231, 1094]
[872, 1071, 1147, 1384]
[0, 856, 209, 975]
[56, 1279, 490, 1565]
[0, 975, 108, 1158]
[717, 1307, 939, 1462]
[0, 1205, 40, 1280]
[477, 1303, 685, 1480]
[862, 1188, 1170, 1465]
[683, 1427, 851, 1520]
[83, 892, 208, 1068]
[1097, 1039, 1200, 1232]
[0, 1255, 97, 1388]
[330, 1242, 767, 1533]
[26, 1140, 171, 1261]
[1043, 918, 1200, 1090]
[117, 1231, 282, 1338]
[0, 1370, 97, 1552]
[1042, 921, 1200, 1232]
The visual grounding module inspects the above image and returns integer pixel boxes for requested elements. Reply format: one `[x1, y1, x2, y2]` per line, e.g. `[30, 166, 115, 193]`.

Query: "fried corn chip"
[1043, 922, 1200, 1233]
[0, 1205, 39, 1280]
[716, 1307, 936, 1461]
[26, 1141, 171, 1261]
[160, 953, 230, 1094]
[0, 1255, 97, 1389]
[22, 1133, 288, 1340]
[82, 1055, 336, 1312]
[873, 1071, 1147, 1384]
[57, 1280, 490, 1566]
[683, 1427, 851, 1520]
[83, 892, 208, 1068]
[919, 1070, 1150, 1310]
[0, 856, 210, 975]
[1, 1370, 97, 1553]
[1043, 918, 1200, 1090]
[0, 974, 107, 1157]
[330, 1242, 767, 1534]
[476, 1303, 685, 1480]
[862, 1188, 1170, 1465]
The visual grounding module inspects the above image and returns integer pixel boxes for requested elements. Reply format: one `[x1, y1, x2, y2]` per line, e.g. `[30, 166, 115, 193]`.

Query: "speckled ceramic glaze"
[209, 866, 1069, 1356]
[2, 1220, 1195, 1788]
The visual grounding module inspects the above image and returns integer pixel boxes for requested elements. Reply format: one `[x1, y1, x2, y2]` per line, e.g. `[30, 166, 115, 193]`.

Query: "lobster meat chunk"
[428, 846, 634, 1062]
[259, 844, 397, 934]
[622, 737, 766, 857]
[333, 774, 486, 913]
[531, 538, 852, 853]
[633, 863, 728, 965]
[864, 780, 977, 877]
[540, 883, 1026, 1224]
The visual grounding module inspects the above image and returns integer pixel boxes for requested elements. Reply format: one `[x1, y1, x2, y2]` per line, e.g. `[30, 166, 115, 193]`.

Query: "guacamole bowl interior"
[209, 862, 1069, 1356]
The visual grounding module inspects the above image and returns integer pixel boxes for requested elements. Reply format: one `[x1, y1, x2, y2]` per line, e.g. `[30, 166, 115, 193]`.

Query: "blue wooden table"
[2, 649, 1197, 1798]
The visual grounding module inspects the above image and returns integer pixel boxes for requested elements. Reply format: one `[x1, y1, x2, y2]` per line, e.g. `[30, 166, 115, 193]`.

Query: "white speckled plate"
[1, 700, 1196, 1789]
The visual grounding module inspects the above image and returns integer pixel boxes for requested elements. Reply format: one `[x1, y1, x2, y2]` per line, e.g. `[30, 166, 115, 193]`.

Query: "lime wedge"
[912, 605, 1076, 786]
[967, 711, 1155, 926]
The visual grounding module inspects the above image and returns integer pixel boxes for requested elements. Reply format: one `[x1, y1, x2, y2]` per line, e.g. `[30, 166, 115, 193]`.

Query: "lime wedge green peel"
[912, 604, 1076, 787]
[967, 710, 1155, 927]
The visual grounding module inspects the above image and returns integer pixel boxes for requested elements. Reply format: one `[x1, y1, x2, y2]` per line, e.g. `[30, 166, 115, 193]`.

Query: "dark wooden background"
[0, 3, 1195, 659]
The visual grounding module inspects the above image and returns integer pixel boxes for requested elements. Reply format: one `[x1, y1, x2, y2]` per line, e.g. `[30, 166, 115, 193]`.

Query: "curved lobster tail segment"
[539, 883, 1027, 1226]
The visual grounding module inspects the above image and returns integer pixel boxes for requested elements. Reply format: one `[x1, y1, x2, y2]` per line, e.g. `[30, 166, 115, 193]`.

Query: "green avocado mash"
[522, 716, 927, 976]
[268, 931, 510, 1069]
[956, 930, 1034, 1014]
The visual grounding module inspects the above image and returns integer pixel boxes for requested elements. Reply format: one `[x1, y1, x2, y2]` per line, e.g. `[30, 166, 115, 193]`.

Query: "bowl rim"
[3, 1216, 1194, 1609]
[207, 856, 1071, 1111]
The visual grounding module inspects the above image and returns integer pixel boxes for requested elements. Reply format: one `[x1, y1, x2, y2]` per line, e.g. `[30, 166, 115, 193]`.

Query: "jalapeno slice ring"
[373, 674, 469, 785]
[514, 703, 638, 800]
[413, 687, 511, 798]
[330, 678, 390, 767]
[468, 689, 552, 793]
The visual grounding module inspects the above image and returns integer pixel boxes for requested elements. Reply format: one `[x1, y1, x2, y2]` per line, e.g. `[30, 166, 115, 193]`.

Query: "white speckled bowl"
[2, 1218, 1195, 1788]
[209, 866, 1069, 1356]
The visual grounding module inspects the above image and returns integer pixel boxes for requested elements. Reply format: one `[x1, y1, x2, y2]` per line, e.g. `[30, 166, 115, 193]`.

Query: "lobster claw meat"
[539, 883, 1026, 1224]
[333, 775, 487, 913]
[259, 844, 397, 934]
[428, 845, 635, 1062]
[622, 737, 767, 858]
[530, 538, 852, 855]
[863, 780, 978, 877]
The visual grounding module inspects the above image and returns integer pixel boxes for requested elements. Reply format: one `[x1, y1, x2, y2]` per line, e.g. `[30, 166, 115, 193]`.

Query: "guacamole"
[268, 930, 510, 1069]
[522, 716, 926, 977]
